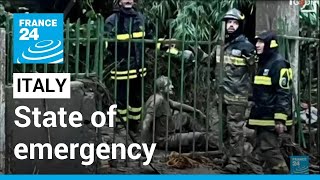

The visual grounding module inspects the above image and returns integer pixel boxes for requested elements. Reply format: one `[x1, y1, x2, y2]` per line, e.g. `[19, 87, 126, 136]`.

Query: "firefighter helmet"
[255, 31, 279, 49]
[223, 8, 245, 21]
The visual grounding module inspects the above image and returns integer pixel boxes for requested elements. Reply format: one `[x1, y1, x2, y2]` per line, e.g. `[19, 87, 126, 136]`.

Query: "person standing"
[104, 0, 150, 132]
[105, 0, 183, 133]
[216, 8, 256, 172]
[248, 31, 293, 174]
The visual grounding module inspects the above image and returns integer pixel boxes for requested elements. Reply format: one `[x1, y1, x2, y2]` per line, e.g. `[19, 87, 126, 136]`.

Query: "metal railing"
[278, 35, 320, 153]
[4, 14, 320, 169]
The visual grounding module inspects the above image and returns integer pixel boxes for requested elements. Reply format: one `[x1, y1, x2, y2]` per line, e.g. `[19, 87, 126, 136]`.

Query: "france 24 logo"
[13, 13, 64, 64]
[290, 156, 309, 174]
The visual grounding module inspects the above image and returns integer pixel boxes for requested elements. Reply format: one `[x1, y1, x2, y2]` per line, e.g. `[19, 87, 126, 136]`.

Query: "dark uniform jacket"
[249, 32, 293, 128]
[216, 35, 256, 104]
[105, 8, 152, 80]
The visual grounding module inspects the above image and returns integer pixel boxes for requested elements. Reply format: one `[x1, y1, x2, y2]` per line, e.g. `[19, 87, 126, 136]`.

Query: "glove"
[242, 50, 257, 66]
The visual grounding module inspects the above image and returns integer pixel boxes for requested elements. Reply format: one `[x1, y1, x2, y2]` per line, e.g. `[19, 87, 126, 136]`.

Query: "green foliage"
[65, 15, 105, 76]
[79, 0, 96, 19]
[133, 0, 252, 112]
[299, 0, 319, 29]
[141, 0, 255, 41]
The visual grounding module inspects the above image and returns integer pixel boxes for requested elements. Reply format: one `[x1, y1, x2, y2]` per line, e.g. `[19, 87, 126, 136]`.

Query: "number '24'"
[19, 28, 39, 41]
[292, 161, 301, 166]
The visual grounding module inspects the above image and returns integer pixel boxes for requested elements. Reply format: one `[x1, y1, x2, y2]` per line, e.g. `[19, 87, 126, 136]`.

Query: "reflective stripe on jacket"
[249, 52, 293, 127]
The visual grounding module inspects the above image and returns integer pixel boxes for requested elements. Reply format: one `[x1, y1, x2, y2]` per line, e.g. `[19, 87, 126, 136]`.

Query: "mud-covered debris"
[166, 151, 213, 169]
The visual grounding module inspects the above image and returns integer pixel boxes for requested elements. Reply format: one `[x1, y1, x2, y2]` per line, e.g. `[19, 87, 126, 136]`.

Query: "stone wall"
[5, 81, 99, 174]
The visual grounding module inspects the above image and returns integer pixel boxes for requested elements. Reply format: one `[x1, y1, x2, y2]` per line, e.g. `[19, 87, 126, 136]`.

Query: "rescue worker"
[105, 0, 181, 132]
[248, 31, 293, 174]
[141, 76, 219, 152]
[104, 0, 151, 132]
[215, 8, 256, 172]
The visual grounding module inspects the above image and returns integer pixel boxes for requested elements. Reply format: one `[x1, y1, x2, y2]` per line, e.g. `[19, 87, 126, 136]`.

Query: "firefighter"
[248, 31, 293, 174]
[104, 0, 150, 132]
[215, 8, 256, 172]
[104, 0, 192, 132]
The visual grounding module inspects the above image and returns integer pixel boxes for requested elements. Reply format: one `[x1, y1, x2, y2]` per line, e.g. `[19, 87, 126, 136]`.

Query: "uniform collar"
[224, 34, 245, 49]
[258, 50, 277, 66]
